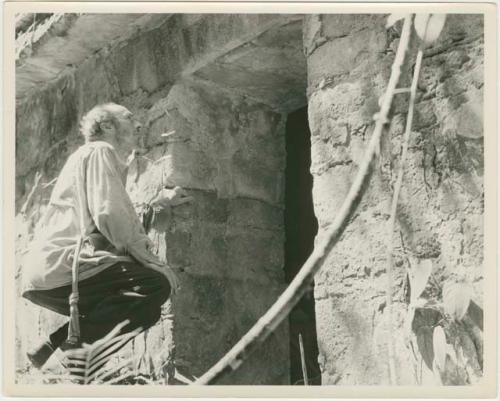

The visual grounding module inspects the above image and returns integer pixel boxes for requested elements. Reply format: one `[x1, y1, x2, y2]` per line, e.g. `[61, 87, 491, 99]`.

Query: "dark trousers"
[22, 261, 171, 348]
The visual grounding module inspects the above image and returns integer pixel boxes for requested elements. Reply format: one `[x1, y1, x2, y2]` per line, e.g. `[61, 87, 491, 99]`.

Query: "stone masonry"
[15, 13, 483, 385]
[16, 14, 297, 384]
[304, 14, 483, 384]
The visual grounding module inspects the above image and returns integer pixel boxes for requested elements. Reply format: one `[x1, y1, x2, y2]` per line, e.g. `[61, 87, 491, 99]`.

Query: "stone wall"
[16, 14, 289, 384]
[304, 14, 484, 385]
[16, 12, 485, 386]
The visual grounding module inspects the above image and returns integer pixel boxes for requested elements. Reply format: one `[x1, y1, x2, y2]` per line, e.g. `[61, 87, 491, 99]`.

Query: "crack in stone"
[312, 159, 353, 176]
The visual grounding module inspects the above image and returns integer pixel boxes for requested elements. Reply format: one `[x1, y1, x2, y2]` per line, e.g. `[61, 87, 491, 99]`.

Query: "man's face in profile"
[112, 106, 144, 155]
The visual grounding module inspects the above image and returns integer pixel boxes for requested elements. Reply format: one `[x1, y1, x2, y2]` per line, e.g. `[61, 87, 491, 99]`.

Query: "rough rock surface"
[126, 80, 289, 384]
[15, 12, 484, 386]
[304, 14, 484, 385]
[15, 13, 305, 207]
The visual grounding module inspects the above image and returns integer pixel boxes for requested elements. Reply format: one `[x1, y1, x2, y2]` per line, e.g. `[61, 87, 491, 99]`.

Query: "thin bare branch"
[385, 44, 424, 384]
[299, 334, 308, 385]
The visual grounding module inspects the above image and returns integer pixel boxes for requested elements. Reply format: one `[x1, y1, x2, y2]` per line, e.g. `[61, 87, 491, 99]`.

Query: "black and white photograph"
[3, 1, 497, 398]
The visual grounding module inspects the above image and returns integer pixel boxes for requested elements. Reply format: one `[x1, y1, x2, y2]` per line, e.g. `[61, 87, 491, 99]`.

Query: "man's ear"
[100, 120, 115, 134]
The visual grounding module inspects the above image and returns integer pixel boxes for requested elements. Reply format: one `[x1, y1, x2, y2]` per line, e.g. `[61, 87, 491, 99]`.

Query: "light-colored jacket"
[22, 141, 161, 292]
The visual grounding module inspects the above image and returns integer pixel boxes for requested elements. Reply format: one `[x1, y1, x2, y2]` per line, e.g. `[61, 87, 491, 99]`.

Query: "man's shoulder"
[74, 141, 118, 160]
[79, 141, 127, 176]
[85, 141, 116, 153]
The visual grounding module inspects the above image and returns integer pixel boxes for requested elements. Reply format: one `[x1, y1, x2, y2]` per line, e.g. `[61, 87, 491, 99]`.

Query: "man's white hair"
[79, 103, 127, 142]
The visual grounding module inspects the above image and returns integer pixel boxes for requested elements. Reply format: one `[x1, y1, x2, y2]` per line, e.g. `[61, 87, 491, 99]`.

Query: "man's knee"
[127, 263, 171, 305]
[137, 272, 170, 329]
[22, 289, 71, 316]
[156, 273, 171, 305]
[144, 269, 171, 305]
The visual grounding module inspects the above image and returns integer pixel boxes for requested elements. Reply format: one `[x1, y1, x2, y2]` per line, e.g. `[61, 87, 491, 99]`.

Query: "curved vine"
[194, 15, 414, 385]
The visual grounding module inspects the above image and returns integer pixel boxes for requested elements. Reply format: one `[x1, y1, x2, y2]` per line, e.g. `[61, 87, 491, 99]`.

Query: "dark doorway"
[284, 107, 321, 385]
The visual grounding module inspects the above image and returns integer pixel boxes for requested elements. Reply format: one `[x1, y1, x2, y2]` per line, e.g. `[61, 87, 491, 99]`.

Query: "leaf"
[467, 300, 483, 330]
[442, 281, 472, 320]
[416, 326, 434, 370]
[64, 320, 142, 384]
[445, 343, 457, 365]
[414, 14, 430, 41]
[174, 369, 196, 384]
[433, 326, 447, 370]
[414, 14, 447, 44]
[411, 307, 442, 333]
[386, 13, 408, 28]
[412, 297, 428, 308]
[432, 359, 443, 385]
[405, 306, 416, 335]
[408, 259, 433, 304]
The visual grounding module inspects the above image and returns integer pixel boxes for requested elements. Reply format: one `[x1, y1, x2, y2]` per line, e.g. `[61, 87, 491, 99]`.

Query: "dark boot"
[26, 340, 56, 369]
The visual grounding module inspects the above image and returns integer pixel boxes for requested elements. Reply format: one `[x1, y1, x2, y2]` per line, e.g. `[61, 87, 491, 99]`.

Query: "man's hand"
[150, 186, 194, 210]
[126, 149, 138, 167]
[144, 262, 180, 295]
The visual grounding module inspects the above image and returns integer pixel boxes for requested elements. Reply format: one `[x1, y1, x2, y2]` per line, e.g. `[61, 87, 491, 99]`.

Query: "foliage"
[414, 14, 447, 44]
[405, 269, 482, 384]
[30, 319, 196, 385]
[54, 320, 142, 385]
[442, 281, 472, 320]
[387, 13, 446, 44]
[384, 12, 483, 385]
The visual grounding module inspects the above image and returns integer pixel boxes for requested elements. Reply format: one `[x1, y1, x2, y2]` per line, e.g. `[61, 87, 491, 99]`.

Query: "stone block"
[307, 27, 387, 90]
[165, 229, 193, 268]
[440, 14, 484, 41]
[172, 273, 288, 384]
[190, 191, 230, 224]
[143, 81, 285, 203]
[106, 32, 166, 96]
[167, 219, 284, 284]
[231, 151, 285, 205]
[227, 198, 283, 230]
[181, 222, 228, 276]
[413, 100, 437, 130]
[308, 81, 377, 141]
[75, 52, 121, 111]
[225, 227, 285, 283]
[173, 14, 290, 74]
[321, 14, 386, 39]
[445, 98, 483, 140]
[163, 142, 217, 190]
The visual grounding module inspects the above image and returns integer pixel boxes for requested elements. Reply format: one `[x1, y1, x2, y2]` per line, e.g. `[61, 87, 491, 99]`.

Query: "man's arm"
[85, 145, 179, 292]
[139, 186, 195, 234]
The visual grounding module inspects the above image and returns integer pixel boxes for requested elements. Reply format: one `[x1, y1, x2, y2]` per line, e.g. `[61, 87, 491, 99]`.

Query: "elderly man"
[22, 103, 179, 369]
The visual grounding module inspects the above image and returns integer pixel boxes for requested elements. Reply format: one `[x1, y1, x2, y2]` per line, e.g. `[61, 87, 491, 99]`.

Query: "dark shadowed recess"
[284, 107, 321, 385]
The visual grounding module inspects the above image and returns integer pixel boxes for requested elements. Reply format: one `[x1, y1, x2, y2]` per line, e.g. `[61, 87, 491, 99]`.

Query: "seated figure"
[22, 103, 180, 369]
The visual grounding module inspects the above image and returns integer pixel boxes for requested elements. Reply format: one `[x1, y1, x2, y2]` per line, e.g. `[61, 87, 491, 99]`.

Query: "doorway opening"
[284, 107, 321, 385]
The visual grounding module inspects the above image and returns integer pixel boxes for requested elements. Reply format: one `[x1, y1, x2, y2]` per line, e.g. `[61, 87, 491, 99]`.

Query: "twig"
[386, 21, 425, 386]
[20, 171, 43, 215]
[193, 16, 413, 386]
[42, 176, 57, 188]
[299, 334, 308, 385]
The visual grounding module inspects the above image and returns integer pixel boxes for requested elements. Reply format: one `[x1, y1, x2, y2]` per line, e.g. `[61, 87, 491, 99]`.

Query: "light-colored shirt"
[22, 141, 161, 292]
